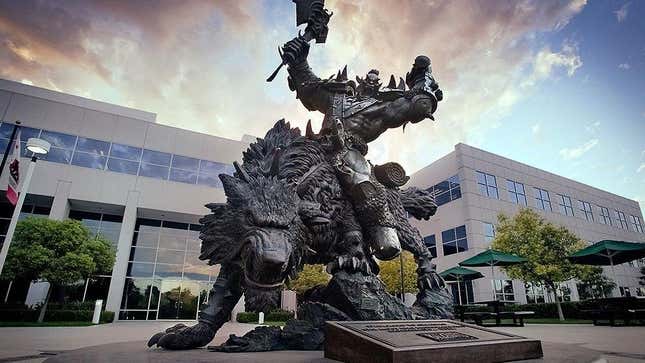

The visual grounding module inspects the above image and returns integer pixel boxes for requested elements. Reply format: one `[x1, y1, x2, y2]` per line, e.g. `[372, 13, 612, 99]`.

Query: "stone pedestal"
[324, 320, 542, 363]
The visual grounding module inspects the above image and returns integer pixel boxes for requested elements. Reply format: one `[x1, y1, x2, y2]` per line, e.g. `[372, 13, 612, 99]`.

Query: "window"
[619, 286, 631, 297]
[169, 155, 199, 184]
[506, 180, 527, 205]
[40, 130, 76, 164]
[107, 143, 142, 175]
[139, 149, 171, 180]
[630, 215, 643, 233]
[423, 235, 437, 257]
[525, 282, 545, 304]
[615, 210, 628, 229]
[441, 225, 468, 256]
[598, 206, 612, 226]
[493, 280, 514, 301]
[476, 171, 498, 199]
[0, 122, 230, 189]
[578, 201, 593, 222]
[428, 175, 462, 206]
[558, 194, 574, 216]
[69, 210, 123, 247]
[198, 160, 227, 188]
[534, 188, 552, 211]
[72, 137, 109, 170]
[483, 222, 495, 243]
[448, 280, 474, 305]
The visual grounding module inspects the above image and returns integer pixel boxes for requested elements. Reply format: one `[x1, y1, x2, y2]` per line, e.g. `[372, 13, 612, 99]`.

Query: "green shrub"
[266, 309, 294, 322]
[100, 311, 115, 323]
[459, 301, 597, 319]
[236, 312, 259, 323]
[45, 309, 93, 321]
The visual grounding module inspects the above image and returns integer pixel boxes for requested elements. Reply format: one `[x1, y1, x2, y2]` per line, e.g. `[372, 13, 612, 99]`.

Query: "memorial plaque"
[325, 320, 542, 363]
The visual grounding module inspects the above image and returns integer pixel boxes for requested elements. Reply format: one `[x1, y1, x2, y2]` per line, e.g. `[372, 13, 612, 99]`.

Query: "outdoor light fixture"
[26, 137, 51, 155]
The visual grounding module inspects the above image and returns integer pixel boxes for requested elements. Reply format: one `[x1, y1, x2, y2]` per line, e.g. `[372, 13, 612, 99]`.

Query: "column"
[105, 190, 140, 315]
[48, 180, 72, 220]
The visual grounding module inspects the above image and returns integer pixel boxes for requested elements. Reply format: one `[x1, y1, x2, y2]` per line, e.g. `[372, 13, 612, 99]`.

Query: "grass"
[0, 321, 99, 327]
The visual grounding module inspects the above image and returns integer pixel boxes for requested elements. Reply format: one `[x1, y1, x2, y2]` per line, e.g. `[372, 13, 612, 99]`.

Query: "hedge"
[0, 304, 115, 323]
[460, 301, 597, 319]
[236, 309, 294, 323]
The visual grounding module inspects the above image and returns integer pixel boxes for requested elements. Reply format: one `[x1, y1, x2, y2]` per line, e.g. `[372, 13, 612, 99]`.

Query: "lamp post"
[0, 137, 50, 275]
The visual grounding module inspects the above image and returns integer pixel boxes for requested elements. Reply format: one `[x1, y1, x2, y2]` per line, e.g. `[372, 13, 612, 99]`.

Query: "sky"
[0, 0, 643, 215]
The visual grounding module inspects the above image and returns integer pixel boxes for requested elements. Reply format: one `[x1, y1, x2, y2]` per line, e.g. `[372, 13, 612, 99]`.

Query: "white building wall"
[411, 143, 645, 304]
[0, 79, 250, 319]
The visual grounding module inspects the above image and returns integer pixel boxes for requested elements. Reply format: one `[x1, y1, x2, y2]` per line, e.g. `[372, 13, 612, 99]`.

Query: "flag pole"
[0, 121, 20, 179]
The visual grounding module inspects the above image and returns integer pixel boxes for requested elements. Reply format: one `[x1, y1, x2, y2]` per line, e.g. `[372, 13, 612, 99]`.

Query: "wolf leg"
[147, 263, 243, 350]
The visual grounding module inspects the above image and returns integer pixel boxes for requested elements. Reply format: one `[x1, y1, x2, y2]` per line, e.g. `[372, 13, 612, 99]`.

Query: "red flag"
[6, 129, 21, 205]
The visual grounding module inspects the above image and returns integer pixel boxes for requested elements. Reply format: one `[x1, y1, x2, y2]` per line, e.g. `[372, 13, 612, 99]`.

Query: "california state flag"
[6, 129, 21, 205]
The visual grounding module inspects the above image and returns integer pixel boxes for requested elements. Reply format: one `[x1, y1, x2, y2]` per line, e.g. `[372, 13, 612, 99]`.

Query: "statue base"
[324, 320, 543, 363]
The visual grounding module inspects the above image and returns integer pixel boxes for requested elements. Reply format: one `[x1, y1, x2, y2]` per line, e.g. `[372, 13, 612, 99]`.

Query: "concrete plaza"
[0, 322, 643, 362]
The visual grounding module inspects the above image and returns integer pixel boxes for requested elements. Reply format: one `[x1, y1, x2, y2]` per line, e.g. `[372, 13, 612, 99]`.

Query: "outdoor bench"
[581, 297, 645, 326]
[461, 311, 497, 326]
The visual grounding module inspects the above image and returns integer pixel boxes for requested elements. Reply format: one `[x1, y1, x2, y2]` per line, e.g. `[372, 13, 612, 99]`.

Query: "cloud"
[531, 123, 541, 135]
[0, 0, 587, 172]
[559, 139, 599, 160]
[614, 2, 630, 22]
[585, 121, 600, 134]
[521, 40, 582, 88]
[638, 163, 645, 173]
[618, 63, 631, 70]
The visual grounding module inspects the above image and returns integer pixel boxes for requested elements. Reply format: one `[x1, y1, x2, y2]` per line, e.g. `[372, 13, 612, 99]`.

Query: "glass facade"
[476, 171, 498, 199]
[441, 225, 468, 256]
[630, 215, 643, 233]
[524, 282, 545, 303]
[426, 175, 461, 206]
[598, 206, 612, 226]
[448, 280, 474, 305]
[506, 180, 527, 206]
[0, 198, 51, 249]
[534, 188, 552, 211]
[493, 279, 515, 301]
[483, 222, 495, 243]
[120, 218, 219, 320]
[423, 235, 437, 257]
[615, 210, 628, 229]
[578, 200, 593, 222]
[0, 122, 234, 189]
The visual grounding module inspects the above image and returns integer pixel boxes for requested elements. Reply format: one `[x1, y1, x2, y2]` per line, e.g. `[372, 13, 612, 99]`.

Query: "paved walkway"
[0, 321, 257, 362]
[494, 324, 645, 362]
[0, 322, 644, 362]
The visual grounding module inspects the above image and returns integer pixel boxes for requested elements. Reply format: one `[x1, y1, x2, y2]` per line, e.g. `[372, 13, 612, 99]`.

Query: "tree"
[287, 264, 330, 295]
[0, 217, 115, 322]
[491, 208, 594, 320]
[378, 251, 418, 296]
[576, 267, 616, 300]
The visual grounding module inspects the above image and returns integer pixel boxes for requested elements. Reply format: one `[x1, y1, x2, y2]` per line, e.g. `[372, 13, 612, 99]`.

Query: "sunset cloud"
[0, 0, 587, 172]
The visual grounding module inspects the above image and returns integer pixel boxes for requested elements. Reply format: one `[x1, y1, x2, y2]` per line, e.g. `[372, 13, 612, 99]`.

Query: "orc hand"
[281, 35, 310, 66]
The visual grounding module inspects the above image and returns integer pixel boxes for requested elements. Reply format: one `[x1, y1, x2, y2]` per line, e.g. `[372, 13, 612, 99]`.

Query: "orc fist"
[281, 35, 310, 65]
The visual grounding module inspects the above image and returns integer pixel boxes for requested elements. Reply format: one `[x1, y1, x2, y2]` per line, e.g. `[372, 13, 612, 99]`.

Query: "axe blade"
[293, 0, 313, 26]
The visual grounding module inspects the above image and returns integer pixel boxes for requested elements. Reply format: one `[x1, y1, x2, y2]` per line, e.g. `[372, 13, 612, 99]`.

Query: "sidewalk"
[494, 324, 645, 362]
[0, 321, 257, 362]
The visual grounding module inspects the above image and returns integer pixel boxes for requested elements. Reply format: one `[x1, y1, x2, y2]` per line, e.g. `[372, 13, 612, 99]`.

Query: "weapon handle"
[266, 31, 315, 82]
[266, 61, 287, 82]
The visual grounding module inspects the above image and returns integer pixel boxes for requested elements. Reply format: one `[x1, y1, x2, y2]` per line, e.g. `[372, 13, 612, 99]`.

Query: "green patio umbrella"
[439, 266, 484, 305]
[568, 240, 645, 294]
[459, 249, 527, 300]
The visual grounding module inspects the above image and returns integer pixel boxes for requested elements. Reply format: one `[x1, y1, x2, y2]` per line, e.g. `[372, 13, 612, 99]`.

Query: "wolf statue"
[148, 2, 452, 352]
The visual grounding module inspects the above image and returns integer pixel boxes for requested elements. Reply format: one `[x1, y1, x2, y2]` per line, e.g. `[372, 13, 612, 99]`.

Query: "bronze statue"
[147, 0, 451, 352]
